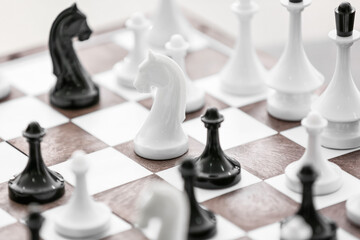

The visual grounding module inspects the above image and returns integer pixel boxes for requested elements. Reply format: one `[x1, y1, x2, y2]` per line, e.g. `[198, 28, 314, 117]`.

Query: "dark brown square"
[320, 201, 360, 239]
[225, 134, 305, 180]
[37, 86, 126, 119]
[114, 137, 204, 173]
[94, 174, 170, 224]
[137, 93, 229, 122]
[202, 181, 298, 231]
[8, 122, 108, 166]
[78, 41, 128, 75]
[240, 100, 301, 132]
[330, 150, 360, 179]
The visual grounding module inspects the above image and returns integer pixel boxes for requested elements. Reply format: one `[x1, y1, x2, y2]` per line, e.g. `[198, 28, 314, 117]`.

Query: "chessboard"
[0, 11, 359, 240]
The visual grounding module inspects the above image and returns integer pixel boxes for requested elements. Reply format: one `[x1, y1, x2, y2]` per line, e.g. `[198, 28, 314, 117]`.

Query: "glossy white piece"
[346, 194, 360, 226]
[148, 0, 207, 51]
[312, 30, 360, 149]
[54, 151, 111, 239]
[134, 51, 188, 160]
[166, 34, 205, 113]
[267, 0, 324, 121]
[113, 13, 151, 88]
[219, 0, 267, 96]
[0, 76, 10, 100]
[285, 111, 342, 196]
[280, 216, 312, 240]
[137, 183, 189, 240]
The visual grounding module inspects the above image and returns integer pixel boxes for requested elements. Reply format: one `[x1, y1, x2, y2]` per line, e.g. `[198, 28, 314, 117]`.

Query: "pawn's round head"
[180, 159, 196, 178]
[23, 121, 46, 139]
[166, 34, 189, 52]
[301, 111, 327, 130]
[71, 150, 89, 174]
[131, 12, 146, 25]
[338, 2, 353, 14]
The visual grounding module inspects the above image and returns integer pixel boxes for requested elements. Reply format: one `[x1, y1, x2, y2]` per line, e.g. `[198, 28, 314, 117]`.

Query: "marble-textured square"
[0, 142, 27, 184]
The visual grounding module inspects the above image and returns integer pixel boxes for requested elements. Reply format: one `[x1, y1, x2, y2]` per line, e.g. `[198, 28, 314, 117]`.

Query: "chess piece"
[165, 34, 205, 113]
[0, 74, 10, 100]
[49, 4, 100, 109]
[134, 51, 188, 160]
[193, 108, 241, 189]
[346, 193, 360, 226]
[285, 111, 342, 195]
[281, 166, 337, 240]
[25, 204, 44, 240]
[8, 122, 65, 204]
[280, 215, 312, 240]
[312, 2, 360, 149]
[148, 0, 207, 51]
[267, 0, 324, 121]
[54, 151, 111, 238]
[180, 159, 217, 239]
[138, 183, 189, 240]
[113, 12, 151, 88]
[219, 0, 267, 95]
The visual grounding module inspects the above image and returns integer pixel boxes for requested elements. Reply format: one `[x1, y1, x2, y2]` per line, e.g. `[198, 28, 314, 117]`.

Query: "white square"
[0, 52, 55, 96]
[183, 107, 277, 150]
[72, 102, 149, 146]
[50, 147, 151, 195]
[248, 222, 359, 240]
[0, 142, 28, 183]
[0, 97, 68, 140]
[195, 75, 269, 108]
[94, 71, 151, 102]
[156, 165, 261, 202]
[142, 214, 245, 240]
[41, 205, 131, 240]
[265, 171, 360, 210]
[281, 126, 360, 159]
[0, 208, 17, 228]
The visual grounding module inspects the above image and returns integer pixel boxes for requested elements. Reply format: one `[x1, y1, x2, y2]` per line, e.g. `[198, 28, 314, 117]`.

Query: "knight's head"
[53, 4, 92, 41]
[134, 51, 169, 92]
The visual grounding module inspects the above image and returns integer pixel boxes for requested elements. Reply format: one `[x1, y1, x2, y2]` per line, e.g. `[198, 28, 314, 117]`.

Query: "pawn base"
[134, 138, 188, 160]
[0, 80, 11, 100]
[285, 161, 342, 196]
[321, 120, 360, 149]
[194, 159, 241, 189]
[113, 60, 137, 89]
[8, 171, 65, 204]
[346, 195, 360, 226]
[189, 209, 217, 240]
[267, 91, 314, 121]
[186, 87, 205, 113]
[55, 203, 111, 239]
[50, 84, 100, 109]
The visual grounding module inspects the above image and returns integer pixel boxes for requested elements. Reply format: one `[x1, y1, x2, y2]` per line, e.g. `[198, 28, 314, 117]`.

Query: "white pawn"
[113, 12, 151, 88]
[165, 34, 205, 113]
[0, 74, 10, 100]
[219, 0, 267, 95]
[346, 194, 360, 226]
[280, 216, 312, 240]
[267, 0, 324, 121]
[285, 111, 342, 195]
[54, 151, 111, 238]
[138, 183, 189, 240]
[148, 0, 207, 51]
[134, 51, 188, 160]
[312, 3, 360, 149]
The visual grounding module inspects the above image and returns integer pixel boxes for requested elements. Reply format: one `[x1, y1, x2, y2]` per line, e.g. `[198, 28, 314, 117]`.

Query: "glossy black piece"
[49, 4, 99, 109]
[281, 166, 337, 240]
[289, 0, 303, 3]
[335, 2, 355, 37]
[180, 160, 217, 240]
[8, 122, 65, 204]
[193, 108, 241, 189]
[25, 204, 44, 240]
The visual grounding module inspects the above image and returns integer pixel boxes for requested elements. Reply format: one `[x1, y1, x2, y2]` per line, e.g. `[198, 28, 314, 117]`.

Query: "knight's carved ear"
[71, 3, 78, 11]
[148, 50, 156, 61]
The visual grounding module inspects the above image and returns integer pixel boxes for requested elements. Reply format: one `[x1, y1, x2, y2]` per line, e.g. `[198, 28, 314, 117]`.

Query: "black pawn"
[49, 4, 99, 109]
[8, 122, 65, 204]
[193, 108, 241, 189]
[180, 159, 217, 240]
[25, 204, 44, 240]
[335, 2, 355, 37]
[281, 166, 337, 240]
